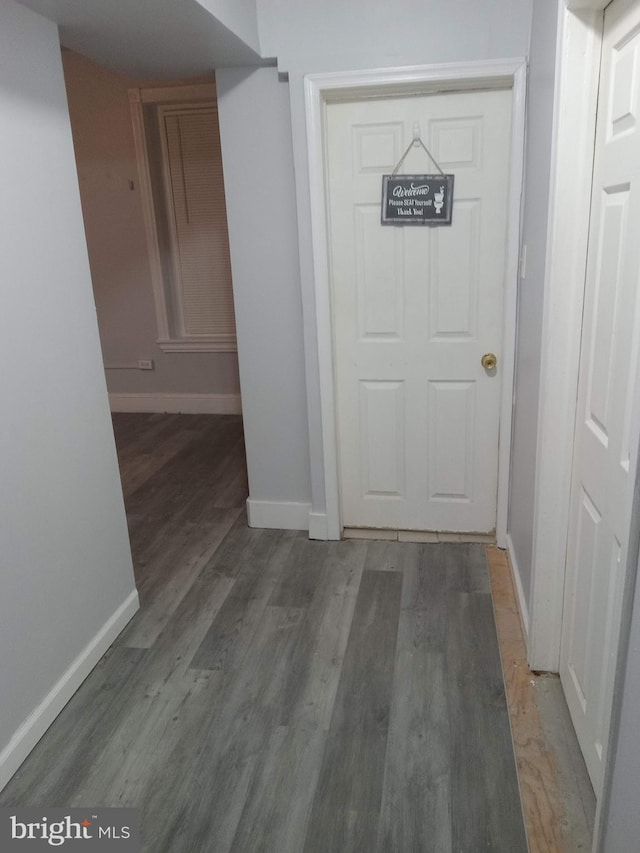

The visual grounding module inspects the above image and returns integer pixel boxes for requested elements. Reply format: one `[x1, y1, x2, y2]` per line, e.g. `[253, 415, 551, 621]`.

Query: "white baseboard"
[506, 532, 530, 641]
[109, 393, 242, 415]
[308, 512, 330, 540]
[246, 498, 311, 531]
[0, 590, 139, 793]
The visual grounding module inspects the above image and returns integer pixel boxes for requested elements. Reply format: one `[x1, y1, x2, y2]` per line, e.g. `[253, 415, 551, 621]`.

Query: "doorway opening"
[304, 60, 526, 544]
[61, 50, 249, 584]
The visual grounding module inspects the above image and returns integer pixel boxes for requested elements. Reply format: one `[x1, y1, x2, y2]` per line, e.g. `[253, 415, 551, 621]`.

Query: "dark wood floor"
[1, 413, 528, 852]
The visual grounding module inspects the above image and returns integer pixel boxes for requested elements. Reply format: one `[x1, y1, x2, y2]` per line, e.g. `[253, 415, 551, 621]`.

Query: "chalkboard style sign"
[381, 174, 454, 226]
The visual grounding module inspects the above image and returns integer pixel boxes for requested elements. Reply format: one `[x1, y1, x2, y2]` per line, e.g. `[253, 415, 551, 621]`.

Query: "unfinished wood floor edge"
[343, 527, 496, 544]
[486, 546, 568, 853]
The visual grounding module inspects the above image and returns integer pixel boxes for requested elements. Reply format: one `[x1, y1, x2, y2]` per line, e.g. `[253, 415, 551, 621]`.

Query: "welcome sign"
[381, 174, 454, 226]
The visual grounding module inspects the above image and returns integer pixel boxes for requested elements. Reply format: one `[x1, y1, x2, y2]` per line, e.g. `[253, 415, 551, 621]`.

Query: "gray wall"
[0, 0, 137, 785]
[216, 67, 311, 505]
[62, 49, 241, 401]
[258, 0, 532, 73]
[507, 0, 560, 613]
[193, 0, 261, 54]
[250, 0, 533, 521]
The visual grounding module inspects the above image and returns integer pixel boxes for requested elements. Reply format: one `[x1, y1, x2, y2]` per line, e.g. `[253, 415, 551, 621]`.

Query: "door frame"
[304, 58, 527, 543]
[528, 2, 640, 846]
[528, 2, 609, 672]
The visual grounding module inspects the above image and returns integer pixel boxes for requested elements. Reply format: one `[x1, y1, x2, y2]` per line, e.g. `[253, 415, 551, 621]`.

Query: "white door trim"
[528, 4, 605, 672]
[304, 58, 527, 543]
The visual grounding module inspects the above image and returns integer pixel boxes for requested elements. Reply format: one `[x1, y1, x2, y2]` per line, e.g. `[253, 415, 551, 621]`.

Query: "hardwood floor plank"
[447, 590, 528, 852]
[133, 672, 240, 849]
[195, 507, 259, 579]
[111, 412, 180, 457]
[443, 542, 492, 594]
[118, 426, 202, 499]
[277, 539, 368, 730]
[268, 537, 329, 608]
[150, 737, 260, 853]
[397, 543, 451, 654]
[375, 547, 451, 852]
[376, 649, 451, 853]
[363, 539, 411, 572]
[212, 447, 249, 509]
[2, 418, 535, 853]
[397, 542, 430, 610]
[303, 569, 403, 853]
[189, 529, 300, 672]
[0, 647, 146, 807]
[152, 605, 307, 853]
[119, 567, 236, 697]
[224, 528, 303, 601]
[230, 726, 327, 853]
[68, 568, 238, 808]
[69, 669, 225, 809]
[119, 507, 242, 649]
[122, 417, 240, 522]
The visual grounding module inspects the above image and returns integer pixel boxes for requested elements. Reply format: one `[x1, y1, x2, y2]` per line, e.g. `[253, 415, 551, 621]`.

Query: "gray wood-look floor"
[1, 413, 528, 852]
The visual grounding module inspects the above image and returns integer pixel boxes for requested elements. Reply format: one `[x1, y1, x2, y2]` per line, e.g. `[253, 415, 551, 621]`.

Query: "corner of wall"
[246, 498, 311, 531]
[0, 591, 139, 793]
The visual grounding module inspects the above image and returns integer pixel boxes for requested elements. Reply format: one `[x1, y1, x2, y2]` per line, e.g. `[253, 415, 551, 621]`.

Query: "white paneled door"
[326, 90, 512, 532]
[560, 0, 640, 797]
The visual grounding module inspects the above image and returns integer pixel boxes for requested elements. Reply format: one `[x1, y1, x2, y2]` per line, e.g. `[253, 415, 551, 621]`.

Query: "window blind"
[163, 107, 235, 339]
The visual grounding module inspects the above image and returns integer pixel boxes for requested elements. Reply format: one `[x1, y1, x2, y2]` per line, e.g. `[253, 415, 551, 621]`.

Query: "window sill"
[157, 337, 237, 353]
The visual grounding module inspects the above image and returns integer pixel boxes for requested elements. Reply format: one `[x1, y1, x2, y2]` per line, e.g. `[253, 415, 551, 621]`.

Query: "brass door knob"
[481, 352, 497, 370]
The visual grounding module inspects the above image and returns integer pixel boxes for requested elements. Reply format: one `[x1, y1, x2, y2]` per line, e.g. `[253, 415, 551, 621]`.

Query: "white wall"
[248, 0, 533, 526]
[62, 50, 241, 409]
[0, 0, 138, 790]
[216, 67, 312, 524]
[507, 0, 559, 615]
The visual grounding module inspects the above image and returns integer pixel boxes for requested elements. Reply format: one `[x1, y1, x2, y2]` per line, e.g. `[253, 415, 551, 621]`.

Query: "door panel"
[430, 200, 480, 339]
[428, 380, 476, 502]
[560, 0, 640, 796]
[326, 90, 511, 532]
[354, 205, 404, 338]
[359, 381, 405, 497]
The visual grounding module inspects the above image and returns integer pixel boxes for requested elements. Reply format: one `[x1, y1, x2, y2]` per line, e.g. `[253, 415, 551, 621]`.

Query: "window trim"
[129, 83, 237, 354]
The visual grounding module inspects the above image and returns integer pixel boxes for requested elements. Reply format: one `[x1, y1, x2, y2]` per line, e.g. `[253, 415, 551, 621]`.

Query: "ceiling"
[18, 0, 264, 78]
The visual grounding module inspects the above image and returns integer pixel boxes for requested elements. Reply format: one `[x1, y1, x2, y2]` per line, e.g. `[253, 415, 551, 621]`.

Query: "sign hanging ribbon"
[381, 134, 454, 226]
